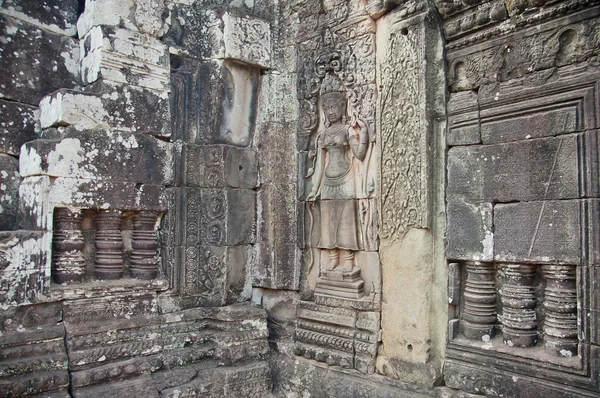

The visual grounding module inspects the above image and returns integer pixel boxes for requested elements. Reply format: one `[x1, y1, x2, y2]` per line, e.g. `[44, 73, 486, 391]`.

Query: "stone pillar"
[541, 265, 578, 356]
[131, 211, 160, 280]
[462, 262, 497, 340]
[500, 263, 537, 347]
[94, 210, 124, 280]
[52, 208, 86, 283]
[375, 3, 447, 386]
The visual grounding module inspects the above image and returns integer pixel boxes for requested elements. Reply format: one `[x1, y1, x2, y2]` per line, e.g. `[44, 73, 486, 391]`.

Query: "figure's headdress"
[319, 72, 345, 96]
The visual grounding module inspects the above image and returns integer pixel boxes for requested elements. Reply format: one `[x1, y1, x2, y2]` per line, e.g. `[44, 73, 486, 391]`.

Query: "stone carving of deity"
[306, 72, 370, 274]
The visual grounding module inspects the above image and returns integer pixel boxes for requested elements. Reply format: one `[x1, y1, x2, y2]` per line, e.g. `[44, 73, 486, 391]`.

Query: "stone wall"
[0, 0, 598, 397]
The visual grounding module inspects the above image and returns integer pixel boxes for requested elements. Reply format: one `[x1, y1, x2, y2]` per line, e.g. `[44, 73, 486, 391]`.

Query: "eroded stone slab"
[0, 154, 21, 230]
[446, 201, 493, 261]
[20, 132, 174, 185]
[80, 26, 170, 91]
[39, 84, 171, 137]
[448, 135, 579, 203]
[0, 99, 39, 155]
[0, 0, 78, 35]
[494, 200, 581, 264]
[0, 14, 79, 105]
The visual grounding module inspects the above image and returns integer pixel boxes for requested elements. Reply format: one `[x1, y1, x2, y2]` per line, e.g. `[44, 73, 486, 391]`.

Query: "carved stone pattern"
[184, 246, 198, 295]
[52, 208, 86, 283]
[131, 211, 160, 280]
[499, 263, 538, 347]
[541, 264, 578, 356]
[462, 262, 497, 340]
[445, 0, 600, 50]
[94, 210, 124, 280]
[379, 26, 425, 240]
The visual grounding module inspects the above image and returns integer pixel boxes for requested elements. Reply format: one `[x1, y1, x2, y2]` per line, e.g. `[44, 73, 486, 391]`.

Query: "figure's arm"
[348, 119, 369, 161]
[306, 133, 326, 201]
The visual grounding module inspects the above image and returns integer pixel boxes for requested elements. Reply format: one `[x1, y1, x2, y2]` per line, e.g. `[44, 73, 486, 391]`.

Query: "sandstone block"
[0, 154, 21, 230]
[76, 0, 136, 38]
[171, 59, 259, 146]
[448, 135, 579, 203]
[163, 7, 224, 60]
[20, 132, 174, 185]
[0, 14, 79, 105]
[200, 188, 256, 246]
[0, 231, 51, 307]
[39, 84, 171, 137]
[185, 144, 258, 188]
[494, 200, 581, 264]
[80, 26, 170, 91]
[164, 8, 271, 68]
[0, 99, 39, 155]
[0, 0, 79, 35]
[254, 241, 299, 290]
[446, 201, 493, 261]
[223, 12, 271, 69]
[19, 176, 167, 230]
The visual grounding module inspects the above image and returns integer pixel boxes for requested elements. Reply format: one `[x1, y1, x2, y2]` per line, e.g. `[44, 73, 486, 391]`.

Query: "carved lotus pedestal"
[314, 267, 365, 300]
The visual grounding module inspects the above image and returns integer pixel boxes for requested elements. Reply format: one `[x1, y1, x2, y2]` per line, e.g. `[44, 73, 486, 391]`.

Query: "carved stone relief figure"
[307, 72, 369, 271]
[304, 66, 376, 300]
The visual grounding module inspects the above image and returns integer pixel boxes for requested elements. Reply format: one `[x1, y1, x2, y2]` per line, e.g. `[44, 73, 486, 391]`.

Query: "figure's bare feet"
[342, 260, 353, 273]
[326, 260, 338, 271]
[326, 250, 339, 271]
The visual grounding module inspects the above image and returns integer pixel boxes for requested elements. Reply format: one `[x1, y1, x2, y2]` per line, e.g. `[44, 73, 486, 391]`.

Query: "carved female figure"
[306, 73, 369, 273]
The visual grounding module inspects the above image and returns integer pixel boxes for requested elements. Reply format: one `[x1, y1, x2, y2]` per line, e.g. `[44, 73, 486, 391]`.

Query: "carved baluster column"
[131, 211, 160, 280]
[542, 265, 578, 356]
[462, 262, 497, 340]
[94, 210, 124, 280]
[52, 208, 86, 283]
[500, 263, 538, 347]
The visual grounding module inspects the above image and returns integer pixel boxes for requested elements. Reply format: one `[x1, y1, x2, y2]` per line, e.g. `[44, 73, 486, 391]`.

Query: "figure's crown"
[320, 72, 345, 95]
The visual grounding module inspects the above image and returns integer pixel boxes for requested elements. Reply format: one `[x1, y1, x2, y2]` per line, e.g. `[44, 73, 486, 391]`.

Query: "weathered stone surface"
[0, 154, 21, 230]
[0, 302, 62, 331]
[185, 144, 258, 188]
[254, 183, 299, 290]
[163, 7, 224, 60]
[447, 135, 579, 203]
[444, 359, 599, 398]
[271, 352, 432, 398]
[0, 99, 39, 155]
[164, 7, 271, 67]
[0, 230, 51, 307]
[0, 0, 79, 35]
[39, 83, 171, 137]
[446, 202, 493, 261]
[171, 58, 259, 146]
[135, 0, 168, 37]
[0, 14, 79, 105]
[80, 26, 170, 91]
[494, 200, 582, 264]
[20, 131, 174, 185]
[447, 91, 480, 146]
[223, 12, 271, 68]
[76, 0, 136, 38]
[19, 176, 167, 230]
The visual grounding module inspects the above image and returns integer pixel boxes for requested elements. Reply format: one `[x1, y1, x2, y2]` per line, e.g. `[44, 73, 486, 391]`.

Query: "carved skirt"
[318, 199, 360, 251]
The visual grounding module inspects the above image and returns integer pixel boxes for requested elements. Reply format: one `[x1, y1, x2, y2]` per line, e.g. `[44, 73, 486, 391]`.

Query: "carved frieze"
[378, 22, 427, 240]
[294, 301, 379, 374]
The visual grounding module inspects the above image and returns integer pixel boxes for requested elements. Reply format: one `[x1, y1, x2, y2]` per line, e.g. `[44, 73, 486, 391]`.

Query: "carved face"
[321, 93, 346, 123]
